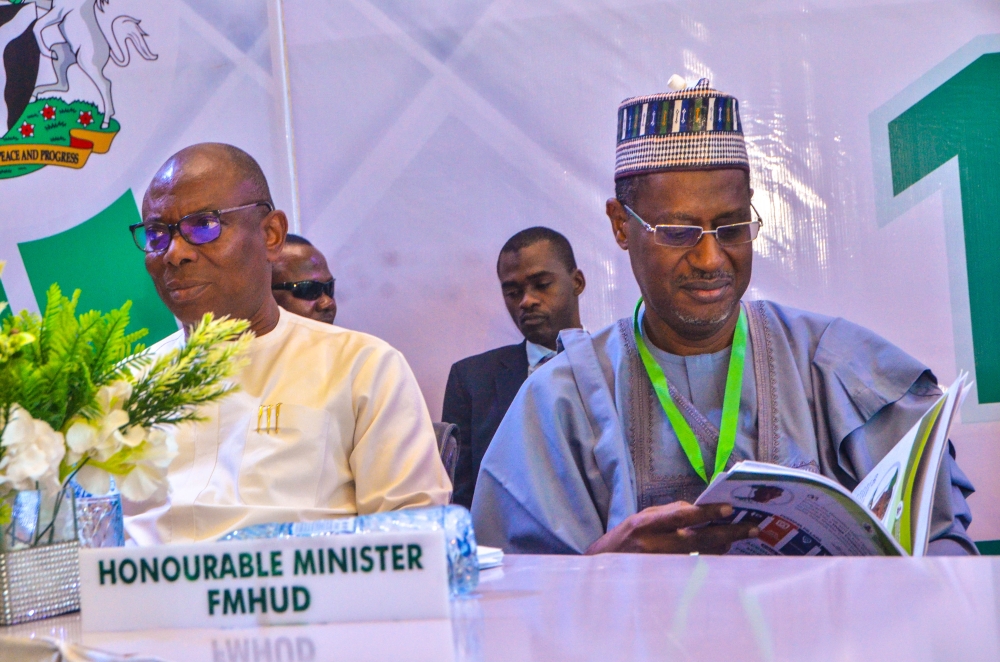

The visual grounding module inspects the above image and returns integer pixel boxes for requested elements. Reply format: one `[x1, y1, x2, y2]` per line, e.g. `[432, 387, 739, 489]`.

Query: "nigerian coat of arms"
[0, 0, 156, 179]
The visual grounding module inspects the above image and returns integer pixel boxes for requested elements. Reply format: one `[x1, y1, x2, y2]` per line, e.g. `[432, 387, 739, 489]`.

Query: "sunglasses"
[622, 203, 763, 248]
[130, 202, 274, 253]
[272, 279, 335, 301]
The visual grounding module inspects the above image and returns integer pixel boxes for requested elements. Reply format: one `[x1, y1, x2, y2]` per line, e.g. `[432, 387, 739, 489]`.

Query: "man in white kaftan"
[124, 143, 450, 544]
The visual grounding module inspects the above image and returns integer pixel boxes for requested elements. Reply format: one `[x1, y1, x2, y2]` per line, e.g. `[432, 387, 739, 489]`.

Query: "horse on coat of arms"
[27, 0, 157, 128]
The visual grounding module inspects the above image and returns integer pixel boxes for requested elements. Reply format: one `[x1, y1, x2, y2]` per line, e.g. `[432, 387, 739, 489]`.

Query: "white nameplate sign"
[80, 531, 450, 632]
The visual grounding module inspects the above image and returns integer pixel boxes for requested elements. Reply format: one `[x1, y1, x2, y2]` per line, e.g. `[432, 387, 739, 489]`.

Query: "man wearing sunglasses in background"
[124, 142, 450, 544]
[272, 234, 337, 324]
[472, 80, 976, 556]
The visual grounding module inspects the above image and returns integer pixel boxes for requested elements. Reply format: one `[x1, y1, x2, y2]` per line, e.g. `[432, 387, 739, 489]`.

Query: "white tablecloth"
[3, 554, 999, 661]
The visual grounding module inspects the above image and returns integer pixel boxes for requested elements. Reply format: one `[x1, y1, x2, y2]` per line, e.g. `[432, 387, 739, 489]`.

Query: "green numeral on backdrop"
[888, 53, 1000, 402]
[17, 190, 176, 343]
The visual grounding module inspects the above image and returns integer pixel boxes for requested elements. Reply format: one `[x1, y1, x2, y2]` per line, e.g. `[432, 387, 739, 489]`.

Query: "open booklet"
[694, 374, 970, 556]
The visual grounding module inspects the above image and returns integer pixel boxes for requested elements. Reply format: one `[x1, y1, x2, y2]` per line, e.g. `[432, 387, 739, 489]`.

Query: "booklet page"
[696, 464, 903, 556]
[909, 377, 965, 555]
[850, 404, 934, 545]
[850, 375, 963, 555]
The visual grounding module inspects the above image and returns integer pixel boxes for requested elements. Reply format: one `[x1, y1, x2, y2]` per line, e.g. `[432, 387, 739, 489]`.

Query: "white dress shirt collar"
[526, 339, 557, 375]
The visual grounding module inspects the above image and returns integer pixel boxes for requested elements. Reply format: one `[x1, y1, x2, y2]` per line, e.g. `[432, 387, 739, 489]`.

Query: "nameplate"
[79, 531, 450, 632]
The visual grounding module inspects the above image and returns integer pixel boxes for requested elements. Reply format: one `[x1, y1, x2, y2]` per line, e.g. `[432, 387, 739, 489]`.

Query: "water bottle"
[219, 505, 479, 596]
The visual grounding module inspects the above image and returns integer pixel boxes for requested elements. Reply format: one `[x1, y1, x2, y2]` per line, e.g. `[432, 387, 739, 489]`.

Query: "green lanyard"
[633, 298, 748, 483]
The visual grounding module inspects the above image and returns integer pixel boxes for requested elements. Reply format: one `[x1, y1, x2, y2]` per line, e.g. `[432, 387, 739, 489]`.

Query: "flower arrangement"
[0, 263, 251, 546]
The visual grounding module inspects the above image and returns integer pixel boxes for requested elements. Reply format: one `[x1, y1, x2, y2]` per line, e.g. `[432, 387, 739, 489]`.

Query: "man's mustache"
[676, 269, 735, 285]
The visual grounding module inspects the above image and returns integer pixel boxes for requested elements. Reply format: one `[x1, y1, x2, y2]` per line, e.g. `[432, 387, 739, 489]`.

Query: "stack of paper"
[477, 545, 504, 569]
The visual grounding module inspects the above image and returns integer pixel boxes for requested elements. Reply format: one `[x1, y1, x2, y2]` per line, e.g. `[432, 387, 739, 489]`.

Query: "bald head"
[140, 142, 287, 336]
[144, 143, 272, 215]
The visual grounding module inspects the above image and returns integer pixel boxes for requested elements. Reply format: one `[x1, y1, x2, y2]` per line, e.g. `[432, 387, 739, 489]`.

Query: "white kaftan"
[125, 308, 451, 544]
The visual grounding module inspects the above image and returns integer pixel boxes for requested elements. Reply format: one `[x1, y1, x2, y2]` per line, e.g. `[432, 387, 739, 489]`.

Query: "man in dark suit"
[443, 227, 586, 508]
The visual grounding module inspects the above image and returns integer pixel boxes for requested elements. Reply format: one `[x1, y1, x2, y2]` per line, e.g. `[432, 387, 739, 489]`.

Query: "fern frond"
[125, 314, 252, 429]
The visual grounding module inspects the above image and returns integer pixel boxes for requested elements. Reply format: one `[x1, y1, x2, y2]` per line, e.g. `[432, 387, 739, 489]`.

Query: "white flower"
[96, 380, 133, 413]
[73, 462, 111, 496]
[66, 420, 98, 463]
[65, 380, 136, 464]
[117, 428, 178, 502]
[61, 376, 177, 501]
[0, 405, 65, 492]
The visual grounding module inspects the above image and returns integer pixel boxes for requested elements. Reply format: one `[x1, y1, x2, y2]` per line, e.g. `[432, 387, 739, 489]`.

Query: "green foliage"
[0, 286, 252, 496]
[126, 313, 251, 429]
[0, 285, 253, 540]
[0, 99, 119, 180]
[0, 285, 147, 433]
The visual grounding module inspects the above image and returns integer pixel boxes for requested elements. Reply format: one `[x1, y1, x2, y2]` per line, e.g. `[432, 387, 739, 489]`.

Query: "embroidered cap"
[615, 78, 749, 180]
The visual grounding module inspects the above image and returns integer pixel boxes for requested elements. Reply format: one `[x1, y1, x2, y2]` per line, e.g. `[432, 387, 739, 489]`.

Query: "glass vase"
[71, 479, 125, 549]
[2, 484, 78, 552]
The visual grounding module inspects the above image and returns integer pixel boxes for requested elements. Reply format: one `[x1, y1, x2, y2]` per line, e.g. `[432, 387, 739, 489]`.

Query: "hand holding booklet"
[695, 375, 970, 556]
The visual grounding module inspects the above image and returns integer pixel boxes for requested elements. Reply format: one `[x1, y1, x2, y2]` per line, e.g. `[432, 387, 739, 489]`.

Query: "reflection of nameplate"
[84, 619, 458, 662]
[79, 531, 449, 632]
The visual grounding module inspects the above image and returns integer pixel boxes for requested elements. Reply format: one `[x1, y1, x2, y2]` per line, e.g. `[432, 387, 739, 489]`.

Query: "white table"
[3, 554, 999, 661]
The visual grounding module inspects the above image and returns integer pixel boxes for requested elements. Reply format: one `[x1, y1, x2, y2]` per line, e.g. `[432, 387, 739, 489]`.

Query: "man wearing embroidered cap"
[472, 79, 977, 556]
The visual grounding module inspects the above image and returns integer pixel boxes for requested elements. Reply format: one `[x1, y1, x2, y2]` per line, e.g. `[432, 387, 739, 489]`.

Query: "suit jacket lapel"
[494, 341, 529, 412]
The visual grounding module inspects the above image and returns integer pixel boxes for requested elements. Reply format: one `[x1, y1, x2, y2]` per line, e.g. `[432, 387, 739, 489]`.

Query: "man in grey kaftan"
[472, 301, 975, 554]
[471, 79, 976, 556]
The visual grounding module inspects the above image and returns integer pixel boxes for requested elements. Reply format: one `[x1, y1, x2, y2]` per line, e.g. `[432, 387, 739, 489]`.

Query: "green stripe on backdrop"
[975, 540, 1000, 555]
[17, 190, 176, 343]
[0, 276, 10, 321]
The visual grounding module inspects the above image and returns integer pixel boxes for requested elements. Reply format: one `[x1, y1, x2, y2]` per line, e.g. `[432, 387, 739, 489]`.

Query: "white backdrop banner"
[280, 1, 1000, 541]
[0, 0, 297, 341]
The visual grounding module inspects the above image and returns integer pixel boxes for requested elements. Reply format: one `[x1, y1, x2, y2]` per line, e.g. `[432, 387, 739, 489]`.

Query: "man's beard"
[672, 269, 738, 328]
[674, 305, 734, 328]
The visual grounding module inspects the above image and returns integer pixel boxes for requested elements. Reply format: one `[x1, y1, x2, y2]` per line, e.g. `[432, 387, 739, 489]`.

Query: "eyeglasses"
[129, 202, 274, 253]
[272, 279, 335, 301]
[622, 203, 763, 248]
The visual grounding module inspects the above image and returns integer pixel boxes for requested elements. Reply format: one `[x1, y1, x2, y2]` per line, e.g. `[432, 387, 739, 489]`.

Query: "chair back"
[433, 422, 460, 489]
